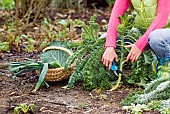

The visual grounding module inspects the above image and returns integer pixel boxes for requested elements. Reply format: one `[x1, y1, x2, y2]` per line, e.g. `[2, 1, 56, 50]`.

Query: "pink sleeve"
[135, 0, 170, 52]
[105, 0, 131, 48]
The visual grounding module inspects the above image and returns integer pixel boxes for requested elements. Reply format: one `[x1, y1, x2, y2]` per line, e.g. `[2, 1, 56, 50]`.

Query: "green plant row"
[121, 77, 170, 114]
[122, 77, 170, 105]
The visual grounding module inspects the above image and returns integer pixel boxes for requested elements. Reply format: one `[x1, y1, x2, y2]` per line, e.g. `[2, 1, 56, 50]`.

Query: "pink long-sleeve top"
[105, 0, 170, 52]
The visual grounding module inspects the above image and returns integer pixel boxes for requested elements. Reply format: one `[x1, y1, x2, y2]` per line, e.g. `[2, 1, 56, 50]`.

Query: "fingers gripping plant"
[65, 14, 140, 91]
[65, 13, 154, 91]
[65, 14, 137, 91]
[109, 14, 136, 91]
[116, 13, 156, 88]
[110, 13, 155, 90]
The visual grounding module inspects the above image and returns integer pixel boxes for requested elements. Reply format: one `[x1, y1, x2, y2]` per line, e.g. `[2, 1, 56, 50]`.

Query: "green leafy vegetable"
[0, 42, 10, 52]
[14, 103, 36, 114]
[40, 49, 71, 68]
[122, 77, 170, 105]
[9, 45, 72, 91]
[65, 15, 115, 91]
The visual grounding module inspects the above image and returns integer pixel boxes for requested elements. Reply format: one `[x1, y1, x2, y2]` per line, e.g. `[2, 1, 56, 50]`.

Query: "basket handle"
[43, 46, 73, 56]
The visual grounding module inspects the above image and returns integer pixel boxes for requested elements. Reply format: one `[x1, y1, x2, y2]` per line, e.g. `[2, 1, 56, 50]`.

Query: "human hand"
[125, 44, 142, 63]
[102, 47, 118, 70]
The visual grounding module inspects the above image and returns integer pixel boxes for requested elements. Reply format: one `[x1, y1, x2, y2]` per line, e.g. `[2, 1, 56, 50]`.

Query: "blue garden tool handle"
[110, 61, 118, 71]
[110, 61, 119, 76]
[110, 61, 124, 77]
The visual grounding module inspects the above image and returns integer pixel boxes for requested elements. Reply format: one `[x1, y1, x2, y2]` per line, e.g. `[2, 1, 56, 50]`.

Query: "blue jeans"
[148, 28, 170, 60]
[148, 29, 170, 78]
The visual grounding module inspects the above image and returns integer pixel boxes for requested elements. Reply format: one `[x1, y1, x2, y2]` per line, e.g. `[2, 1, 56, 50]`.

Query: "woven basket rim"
[42, 46, 75, 81]
[43, 46, 74, 69]
[43, 46, 73, 56]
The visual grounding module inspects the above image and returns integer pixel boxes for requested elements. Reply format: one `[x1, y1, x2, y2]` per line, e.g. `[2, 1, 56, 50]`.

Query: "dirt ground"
[0, 52, 160, 114]
[0, 69, 127, 114]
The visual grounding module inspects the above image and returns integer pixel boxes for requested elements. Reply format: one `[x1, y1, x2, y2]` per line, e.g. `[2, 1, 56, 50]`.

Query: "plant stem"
[109, 60, 126, 91]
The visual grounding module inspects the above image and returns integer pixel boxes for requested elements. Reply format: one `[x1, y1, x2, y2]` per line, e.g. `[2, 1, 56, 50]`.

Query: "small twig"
[84, 0, 87, 17]
[33, 0, 45, 23]
[0, 62, 10, 69]
[0, 105, 9, 108]
[26, 0, 34, 25]
[15, 0, 19, 35]
[21, 0, 34, 22]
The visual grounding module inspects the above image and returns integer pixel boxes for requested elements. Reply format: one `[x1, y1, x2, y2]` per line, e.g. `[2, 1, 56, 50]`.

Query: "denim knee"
[148, 29, 161, 48]
[148, 29, 170, 59]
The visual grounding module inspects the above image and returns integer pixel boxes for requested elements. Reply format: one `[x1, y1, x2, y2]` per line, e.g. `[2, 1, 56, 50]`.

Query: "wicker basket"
[42, 46, 75, 82]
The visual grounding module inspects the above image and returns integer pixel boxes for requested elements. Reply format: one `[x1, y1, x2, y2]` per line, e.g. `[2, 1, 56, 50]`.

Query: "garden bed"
[0, 52, 159, 114]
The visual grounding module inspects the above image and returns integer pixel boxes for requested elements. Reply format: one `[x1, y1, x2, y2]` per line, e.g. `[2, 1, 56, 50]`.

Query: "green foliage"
[122, 103, 151, 114]
[0, 42, 10, 52]
[1, 16, 85, 53]
[121, 91, 143, 106]
[65, 15, 115, 91]
[117, 14, 135, 35]
[106, 0, 115, 7]
[65, 13, 155, 91]
[0, 0, 15, 9]
[127, 49, 156, 86]
[160, 98, 170, 113]
[121, 77, 170, 114]
[113, 13, 155, 89]
[9, 59, 47, 91]
[56, 18, 85, 40]
[136, 81, 170, 104]
[116, 13, 156, 87]
[144, 77, 170, 93]
[20, 34, 37, 52]
[107, 14, 136, 90]
[9, 59, 43, 79]
[122, 98, 170, 114]
[14, 103, 36, 114]
[118, 13, 163, 112]
[40, 48, 71, 68]
[33, 63, 49, 92]
[37, 17, 85, 50]
[116, 14, 136, 65]
[79, 102, 88, 109]
[122, 77, 170, 105]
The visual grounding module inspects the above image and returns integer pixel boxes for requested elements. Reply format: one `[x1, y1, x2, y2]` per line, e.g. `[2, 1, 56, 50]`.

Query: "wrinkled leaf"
[40, 48, 71, 67]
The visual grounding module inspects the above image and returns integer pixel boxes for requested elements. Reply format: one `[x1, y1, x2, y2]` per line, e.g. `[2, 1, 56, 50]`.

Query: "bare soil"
[0, 70, 127, 114]
[0, 52, 159, 114]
